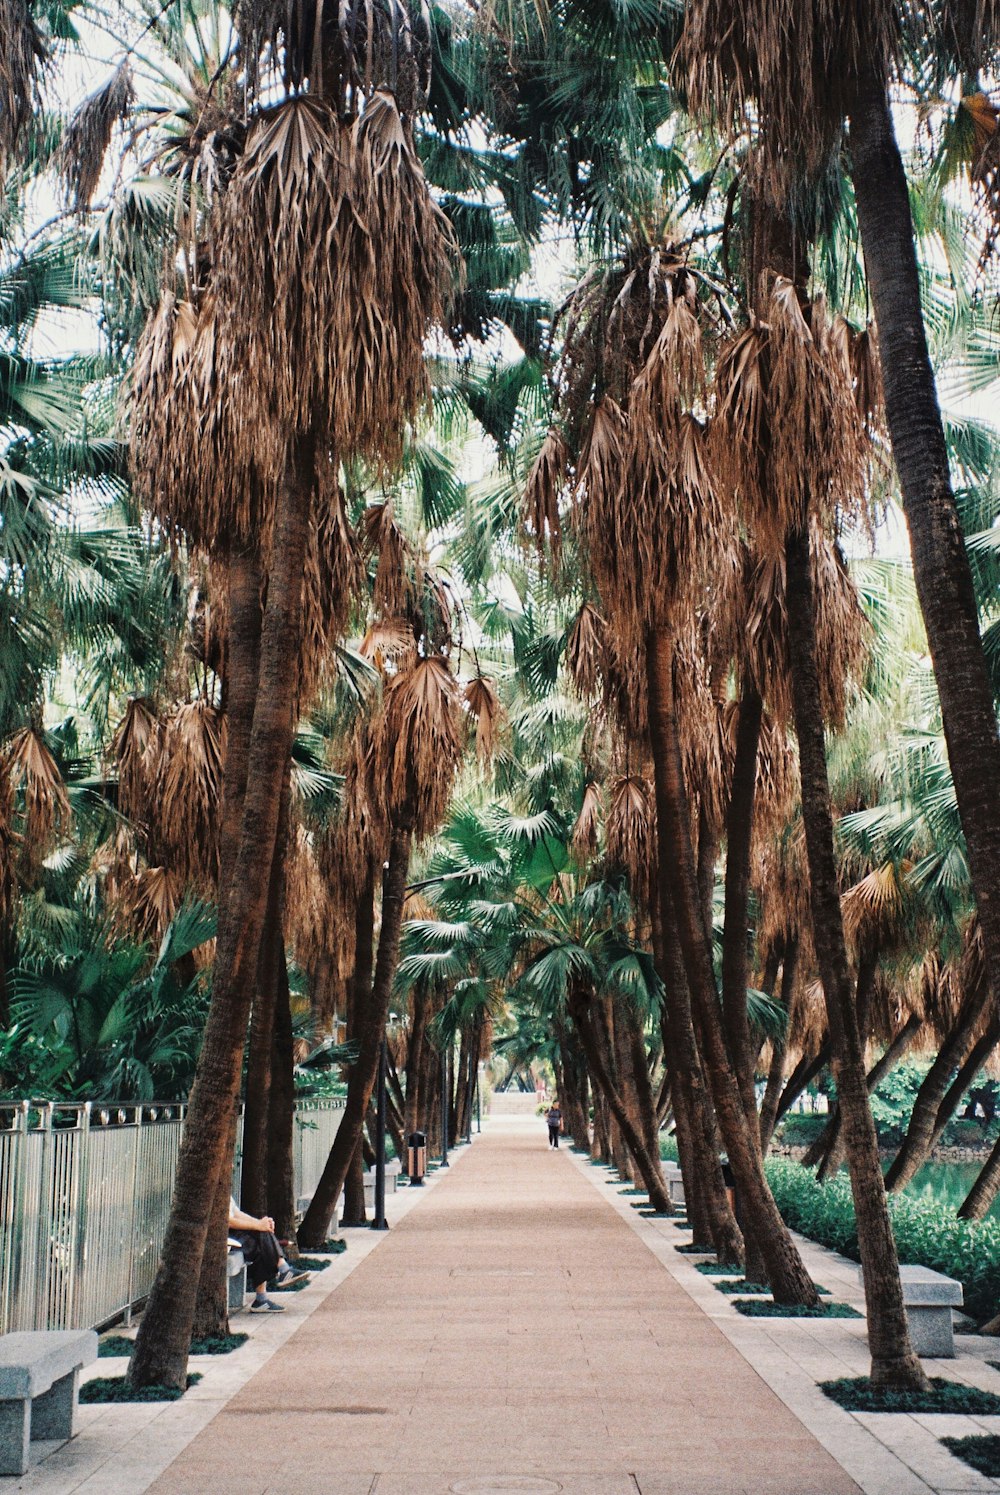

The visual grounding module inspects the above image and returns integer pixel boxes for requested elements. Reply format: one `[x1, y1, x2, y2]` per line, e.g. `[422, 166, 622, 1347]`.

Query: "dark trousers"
[233, 1229, 281, 1291]
[548, 1126, 560, 1149]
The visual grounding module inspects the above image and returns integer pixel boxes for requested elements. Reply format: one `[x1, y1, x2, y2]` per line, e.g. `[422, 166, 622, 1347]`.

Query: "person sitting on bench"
[228, 1198, 311, 1313]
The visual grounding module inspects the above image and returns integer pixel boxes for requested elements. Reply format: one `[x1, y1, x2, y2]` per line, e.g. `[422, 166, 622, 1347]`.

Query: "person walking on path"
[546, 1102, 563, 1149]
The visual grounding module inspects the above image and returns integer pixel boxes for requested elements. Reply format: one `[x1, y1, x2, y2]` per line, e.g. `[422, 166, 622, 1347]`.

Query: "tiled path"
[148, 1122, 860, 1495]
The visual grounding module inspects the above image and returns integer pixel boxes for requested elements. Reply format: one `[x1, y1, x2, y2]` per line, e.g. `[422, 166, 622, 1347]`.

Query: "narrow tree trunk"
[931, 1017, 1000, 1152]
[801, 939, 881, 1169]
[568, 989, 672, 1211]
[191, 1108, 239, 1339]
[813, 1015, 922, 1183]
[128, 442, 313, 1391]
[266, 946, 297, 1247]
[758, 939, 799, 1153]
[298, 816, 413, 1247]
[722, 675, 764, 1138]
[959, 1131, 1000, 1220]
[342, 1140, 367, 1224]
[241, 771, 292, 1215]
[774, 1039, 832, 1135]
[647, 623, 813, 1298]
[850, 71, 1000, 1044]
[885, 971, 991, 1191]
[403, 984, 429, 1159]
[341, 874, 376, 1225]
[784, 526, 926, 1389]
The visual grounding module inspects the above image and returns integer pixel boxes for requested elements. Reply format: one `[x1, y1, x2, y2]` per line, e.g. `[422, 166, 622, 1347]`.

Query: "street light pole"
[371, 1037, 389, 1229]
[440, 1046, 449, 1167]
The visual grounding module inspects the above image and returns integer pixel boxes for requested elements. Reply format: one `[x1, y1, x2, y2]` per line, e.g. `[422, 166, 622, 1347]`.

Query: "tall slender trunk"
[959, 1130, 1000, 1220]
[298, 815, 413, 1247]
[773, 1038, 832, 1136]
[722, 675, 764, 1137]
[885, 971, 992, 1190]
[191, 1108, 239, 1340]
[759, 938, 798, 1153]
[342, 874, 376, 1224]
[931, 1016, 1000, 1150]
[801, 939, 881, 1169]
[128, 442, 314, 1391]
[568, 989, 672, 1210]
[811, 1015, 921, 1183]
[403, 984, 429, 1156]
[850, 72, 1000, 1034]
[647, 623, 813, 1298]
[784, 526, 925, 1389]
[241, 770, 292, 1215]
[266, 946, 297, 1246]
[653, 825, 742, 1258]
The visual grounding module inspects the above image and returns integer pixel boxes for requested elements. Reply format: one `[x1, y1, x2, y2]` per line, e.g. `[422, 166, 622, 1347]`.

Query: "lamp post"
[440, 1046, 449, 1167]
[465, 1046, 473, 1144]
[371, 1037, 389, 1230]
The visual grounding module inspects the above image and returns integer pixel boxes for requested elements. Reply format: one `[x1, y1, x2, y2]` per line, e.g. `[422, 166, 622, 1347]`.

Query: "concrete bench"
[662, 1163, 685, 1207]
[860, 1265, 963, 1357]
[0, 1330, 97, 1475]
[227, 1240, 247, 1312]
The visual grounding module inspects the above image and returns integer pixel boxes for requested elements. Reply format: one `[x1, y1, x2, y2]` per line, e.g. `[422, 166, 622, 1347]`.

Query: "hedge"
[766, 1156, 1000, 1324]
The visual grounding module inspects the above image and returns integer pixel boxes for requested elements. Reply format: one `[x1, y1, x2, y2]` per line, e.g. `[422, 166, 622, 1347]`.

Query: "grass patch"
[716, 1279, 771, 1295]
[675, 1242, 713, 1254]
[618, 1187, 646, 1196]
[638, 1208, 675, 1218]
[695, 1262, 742, 1276]
[190, 1333, 248, 1355]
[821, 1376, 1000, 1415]
[98, 1335, 133, 1358]
[315, 1238, 346, 1253]
[942, 1435, 1000, 1476]
[80, 1373, 202, 1403]
[294, 1256, 331, 1272]
[268, 1275, 308, 1292]
[732, 1299, 862, 1319]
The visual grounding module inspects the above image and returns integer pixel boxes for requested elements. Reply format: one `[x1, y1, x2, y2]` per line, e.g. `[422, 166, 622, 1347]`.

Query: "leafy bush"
[766, 1156, 1000, 1323]
[821, 1377, 1000, 1414]
[658, 1134, 679, 1162]
[732, 1299, 861, 1318]
[775, 1113, 829, 1146]
[942, 1436, 1000, 1476]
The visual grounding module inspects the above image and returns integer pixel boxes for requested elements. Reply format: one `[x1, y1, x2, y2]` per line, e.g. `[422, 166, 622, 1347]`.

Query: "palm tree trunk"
[722, 675, 764, 1136]
[298, 817, 413, 1247]
[128, 440, 314, 1391]
[812, 1014, 921, 1183]
[850, 71, 1000, 1035]
[191, 1109, 239, 1340]
[403, 984, 429, 1158]
[266, 946, 298, 1246]
[884, 970, 991, 1191]
[759, 938, 798, 1153]
[801, 939, 881, 1169]
[784, 525, 926, 1389]
[567, 989, 672, 1211]
[241, 769, 292, 1215]
[341, 877, 376, 1225]
[653, 883, 739, 1256]
[958, 1131, 1000, 1219]
[647, 623, 813, 1298]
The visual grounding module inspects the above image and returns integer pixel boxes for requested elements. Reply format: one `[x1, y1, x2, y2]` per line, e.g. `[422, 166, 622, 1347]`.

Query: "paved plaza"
[13, 1118, 1000, 1495]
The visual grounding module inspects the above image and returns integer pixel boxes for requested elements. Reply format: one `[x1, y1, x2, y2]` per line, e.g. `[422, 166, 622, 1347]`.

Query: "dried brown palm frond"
[300, 473, 362, 704]
[373, 654, 463, 836]
[753, 821, 811, 955]
[157, 699, 226, 888]
[964, 92, 1000, 259]
[358, 502, 418, 619]
[786, 974, 828, 1058]
[235, 0, 433, 114]
[714, 282, 869, 557]
[571, 781, 603, 860]
[1, 0, 45, 178]
[464, 674, 502, 767]
[285, 825, 333, 975]
[738, 522, 868, 728]
[606, 773, 656, 907]
[830, 316, 885, 436]
[720, 695, 794, 833]
[565, 601, 607, 702]
[110, 698, 163, 829]
[5, 727, 71, 858]
[522, 428, 567, 572]
[841, 862, 906, 948]
[360, 618, 418, 669]
[122, 864, 183, 944]
[59, 62, 133, 211]
[676, 0, 898, 206]
[327, 725, 389, 895]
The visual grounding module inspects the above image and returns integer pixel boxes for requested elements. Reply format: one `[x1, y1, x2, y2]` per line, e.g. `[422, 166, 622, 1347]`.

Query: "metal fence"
[0, 1096, 346, 1335]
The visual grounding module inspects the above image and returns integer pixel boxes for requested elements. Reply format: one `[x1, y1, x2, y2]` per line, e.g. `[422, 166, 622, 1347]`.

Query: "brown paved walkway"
[150, 1123, 861, 1495]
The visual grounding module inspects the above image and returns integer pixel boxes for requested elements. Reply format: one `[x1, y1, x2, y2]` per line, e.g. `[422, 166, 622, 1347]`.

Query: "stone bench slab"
[898, 1265, 964, 1307]
[859, 1265, 963, 1358]
[0, 1330, 97, 1476]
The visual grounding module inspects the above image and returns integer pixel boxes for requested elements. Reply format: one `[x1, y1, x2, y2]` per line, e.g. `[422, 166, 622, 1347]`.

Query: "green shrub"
[658, 1134, 679, 1162]
[939, 1118, 989, 1148]
[732, 1299, 861, 1318]
[942, 1436, 1000, 1476]
[765, 1156, 1000, 1323]
[775, 1113, 829, 1146]
[821, 1377, 1000, 1415]
[81, 1373, 202, 1403]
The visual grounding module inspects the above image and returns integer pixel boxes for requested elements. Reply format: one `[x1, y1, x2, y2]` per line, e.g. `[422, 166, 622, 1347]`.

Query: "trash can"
[407, 1130, 427, 1186]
